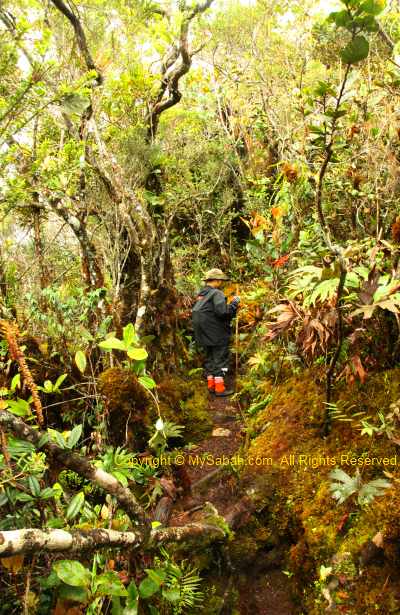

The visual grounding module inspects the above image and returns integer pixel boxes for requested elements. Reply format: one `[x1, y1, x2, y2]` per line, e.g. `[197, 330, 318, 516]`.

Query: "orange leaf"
[1, 555, 24, 574]
[271, 207, 282, 218]
[272, 254, 289, 268]
[351, 355, 367, 384]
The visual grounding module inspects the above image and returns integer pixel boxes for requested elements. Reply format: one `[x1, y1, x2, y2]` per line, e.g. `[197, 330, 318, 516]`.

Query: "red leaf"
[272, 254, 290, 268]
[337, 512, 349, 533]
[351, 355, 367, 383]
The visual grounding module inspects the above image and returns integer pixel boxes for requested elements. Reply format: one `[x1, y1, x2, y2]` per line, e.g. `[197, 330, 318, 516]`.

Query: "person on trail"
[192, 268, 240, 397]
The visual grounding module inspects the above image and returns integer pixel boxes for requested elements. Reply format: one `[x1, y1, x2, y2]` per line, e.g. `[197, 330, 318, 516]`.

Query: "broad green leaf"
[112, 596, 122, 615]
[127, 347, 148, 361]
[43, 380, 53, 392]
[10, 374, 21, 392]
[354, 14, 379, 31]
[99, 337, 126, 351]
[75, 350, 87, 373]
[28, 475, 41, 497]
[340, 35, 369, 64]
[38, 433, 49, 447]
[95, 572, 128, 597]
[7, 398, 31, 417]
[54, 374, 68, 390]
[112, 470, 128, 487]
[124, 580, 139, 615]
[308, 278, 339, 306]
[360, 0, 385, 15]
[138, 375, 156, 389]
[145, 568, 167, 585]
[123, 323, 137, 347]
[67, 424, 82, 449]
[58, 583, 89, 603]
[53, 560, 91, 587]
[50, 429, 67, 449]
[40, 487, 56, 499]
[66, 491, 85, 520]
[328, 10, 353, 29]
[138, 575, 160, 599]
[40, 570, 61, 589]
[16, 492, 34, 502]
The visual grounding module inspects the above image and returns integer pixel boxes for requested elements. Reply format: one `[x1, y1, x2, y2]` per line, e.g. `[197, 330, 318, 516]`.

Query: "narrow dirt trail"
[168, 388, 298, 615]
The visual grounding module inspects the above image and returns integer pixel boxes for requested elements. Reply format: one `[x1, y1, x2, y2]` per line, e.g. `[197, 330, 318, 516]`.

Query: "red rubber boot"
[214, 376, 234, 397]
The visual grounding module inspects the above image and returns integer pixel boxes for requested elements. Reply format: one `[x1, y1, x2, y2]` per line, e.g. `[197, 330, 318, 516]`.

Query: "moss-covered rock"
[98, 367, 150, 450]
[156, 374, 213, 443]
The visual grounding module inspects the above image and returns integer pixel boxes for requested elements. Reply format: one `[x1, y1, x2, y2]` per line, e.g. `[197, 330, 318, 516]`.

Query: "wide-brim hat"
[203, 268, 230, 281]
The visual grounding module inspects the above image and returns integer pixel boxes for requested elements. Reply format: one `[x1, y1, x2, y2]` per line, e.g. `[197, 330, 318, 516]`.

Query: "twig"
[323, 266, 347, 436]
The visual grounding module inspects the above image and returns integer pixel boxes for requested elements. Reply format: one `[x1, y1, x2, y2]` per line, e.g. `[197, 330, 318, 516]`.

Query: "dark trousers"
[203, 344, 230, 378]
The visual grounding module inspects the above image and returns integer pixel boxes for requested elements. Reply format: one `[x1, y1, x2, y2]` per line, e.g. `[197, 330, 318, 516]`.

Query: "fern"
[327, 401, 368, 424]
[166, 564, 204, 613]
[329, 468, 391, 506]
[155, 548, 204, 614]
[329, 468, 361, 504]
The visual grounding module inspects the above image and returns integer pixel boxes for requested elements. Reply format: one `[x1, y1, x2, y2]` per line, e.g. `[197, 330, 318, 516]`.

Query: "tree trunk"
[32, 205, 48, 290]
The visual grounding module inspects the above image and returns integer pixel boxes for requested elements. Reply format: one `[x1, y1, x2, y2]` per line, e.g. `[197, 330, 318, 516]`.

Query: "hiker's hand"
[231, 296, 240, 308]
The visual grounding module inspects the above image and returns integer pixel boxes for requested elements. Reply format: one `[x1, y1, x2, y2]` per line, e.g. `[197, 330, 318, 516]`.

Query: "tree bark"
[32, 204, 48, 290]
[0, 528, 141, 557]
[50, 0, 102, 84]
[0, 522, 226, 557]
[49, 200, 104, 291]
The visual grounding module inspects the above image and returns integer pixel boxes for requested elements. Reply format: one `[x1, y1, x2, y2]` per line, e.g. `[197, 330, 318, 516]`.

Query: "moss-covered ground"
[239, 368, 400, 614]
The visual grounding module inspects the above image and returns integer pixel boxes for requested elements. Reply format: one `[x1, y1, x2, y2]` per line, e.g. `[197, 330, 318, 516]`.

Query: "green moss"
[98, 367, 150, 449]
[239, 368, 400, 613]
[156, 374, 213, 443]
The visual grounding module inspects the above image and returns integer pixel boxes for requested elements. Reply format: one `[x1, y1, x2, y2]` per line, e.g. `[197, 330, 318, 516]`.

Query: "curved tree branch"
[0, 409, 151, 539]
[50, 0, 102, 84]
[147, 0, 215, 140]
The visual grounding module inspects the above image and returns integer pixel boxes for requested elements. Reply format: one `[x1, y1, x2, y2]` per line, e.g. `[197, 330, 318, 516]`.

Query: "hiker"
[192, 268, 240, 397]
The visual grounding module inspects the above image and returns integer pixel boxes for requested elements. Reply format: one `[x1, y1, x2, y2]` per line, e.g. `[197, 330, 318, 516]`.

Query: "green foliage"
[247, 395, 273, 416]
[0, 437, 57, 529]
[38, 373, 68, 393]
[329, 468, 392, 505]
[48, 557, 128, 608]
[24, 285, 112, 356]
[94, 446, 156, 487]
[47, 424, 83, 449]
[137, 547, 204, 614]
[99, 323, 149, 364]
[75, 350, 87, 373]
[148, 418, 185, 454]
[341, 35, 370, 64]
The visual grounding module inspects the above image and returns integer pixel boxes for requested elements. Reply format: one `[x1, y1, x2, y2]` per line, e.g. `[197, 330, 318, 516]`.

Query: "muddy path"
[167, 386, 298, 615]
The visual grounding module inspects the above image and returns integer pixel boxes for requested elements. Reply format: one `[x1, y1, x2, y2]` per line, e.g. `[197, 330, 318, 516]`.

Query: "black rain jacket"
[192, 285, 237, 347]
